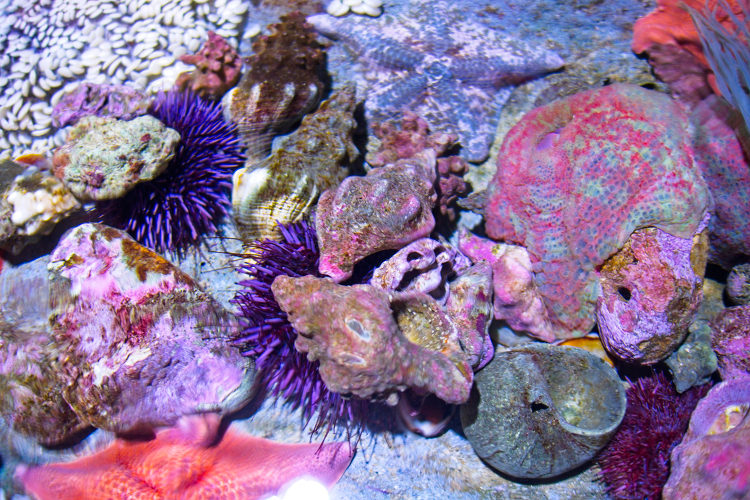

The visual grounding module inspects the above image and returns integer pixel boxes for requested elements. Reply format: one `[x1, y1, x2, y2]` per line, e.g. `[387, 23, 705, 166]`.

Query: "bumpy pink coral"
[596, 217, 709, 364]
[316, 150, 437, 282]
[271, 275, 473, 405]
[458, 228, 555, 342]
[711, 305, 750, 379]
[176, 31, 242, 100]
[484, 83, 711, 338]
[663, 378, 750, 500]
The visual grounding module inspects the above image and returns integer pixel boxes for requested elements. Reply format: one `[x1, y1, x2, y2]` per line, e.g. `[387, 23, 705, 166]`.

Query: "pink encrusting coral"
[484, 83, 711, 338]
[176, 31, 243, 100]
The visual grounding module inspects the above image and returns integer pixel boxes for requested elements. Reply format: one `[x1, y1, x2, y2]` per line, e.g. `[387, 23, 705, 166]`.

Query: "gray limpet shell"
[460, 343, 626, 479]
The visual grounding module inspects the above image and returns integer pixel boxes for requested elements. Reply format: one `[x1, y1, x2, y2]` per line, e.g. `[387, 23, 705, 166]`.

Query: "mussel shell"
[460, 343, 626, 479]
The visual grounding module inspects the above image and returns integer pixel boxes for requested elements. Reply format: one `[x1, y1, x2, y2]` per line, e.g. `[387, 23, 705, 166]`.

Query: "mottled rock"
[232, 88, 358, 242]
[369, 237, 471, 306]
[461, 343, 626, 479]
[51, 83, 152, 128]
[485, 83, 710, 338]
[458, 228, 555, 342]
[727, 263, 750, 305]
[596, 218, 709, 364]
[0, 163, 80, 254]
[666, 278, 722, 392]
[317, 150, 437, 282]
[272, 275, 472, 405]
[31, 223, 255, 438]
[175, 31, 242, 100]
[52, 115, 181, 202]
[712, 305, 750, 380]
[663, 378, 750, 500]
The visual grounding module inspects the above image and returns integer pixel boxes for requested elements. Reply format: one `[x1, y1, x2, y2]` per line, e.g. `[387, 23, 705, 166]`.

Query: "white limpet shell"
[327, 0, 383, 16]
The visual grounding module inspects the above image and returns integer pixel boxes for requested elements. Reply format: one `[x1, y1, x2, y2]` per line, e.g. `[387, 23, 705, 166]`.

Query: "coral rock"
[175, 31, 242, 100]
[596, 217, 709, 364]
[727, 263, 750, 305]
[232, 88, 358, 242]
[18, 414, 353, 500]
[445, 261, 495, 370]
[51, 83, 152, 128]
[663, 378, 750, 500]
[223, 12, 326, 162]
[485, 83, 711, 338]
[665, 278, 723, 392]
[458, 228, 555, 342]
[272, 275, 473, 405]
[712, 305, 750, 379]
[52, 115, 181, 202]
[309, 2, 564, 162]
[0, 163, 80, 254]
[369, 237, 470, 305]
[640, 43, 714, 107]
[632, 0, 747, 97]
[316, 150, 437, 282]
[690, 96, 750, 268]
[436, 155, 470, 221]
[45, 223, 255, 437]
[461, 343, 626, 479]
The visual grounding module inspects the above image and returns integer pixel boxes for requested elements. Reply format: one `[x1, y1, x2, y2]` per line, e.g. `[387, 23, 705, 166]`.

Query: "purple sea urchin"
[597, 372, 710, 500]
[231, 220, 367, 436]
[96, 89, 243, 252]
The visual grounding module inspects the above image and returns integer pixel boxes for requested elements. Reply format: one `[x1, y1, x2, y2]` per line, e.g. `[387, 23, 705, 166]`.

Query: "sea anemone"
[95, 89, 243, 252]
[230, 220, 368, 437]
[597, 371, 711, 500]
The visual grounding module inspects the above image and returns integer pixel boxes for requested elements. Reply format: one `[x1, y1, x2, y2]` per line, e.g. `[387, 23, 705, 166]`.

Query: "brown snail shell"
[460, 343, 626, 479]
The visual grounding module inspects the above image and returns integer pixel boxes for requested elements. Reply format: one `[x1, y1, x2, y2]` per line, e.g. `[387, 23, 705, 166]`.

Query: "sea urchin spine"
[96, 89, 243, 253]
[231, 220, 367, 436]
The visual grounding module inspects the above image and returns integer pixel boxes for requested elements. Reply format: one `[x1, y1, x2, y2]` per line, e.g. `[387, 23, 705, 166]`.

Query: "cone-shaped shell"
[460, 343, 626, 479]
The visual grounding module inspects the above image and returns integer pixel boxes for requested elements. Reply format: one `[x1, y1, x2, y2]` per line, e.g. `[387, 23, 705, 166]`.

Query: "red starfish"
[17, 414, 353, 500]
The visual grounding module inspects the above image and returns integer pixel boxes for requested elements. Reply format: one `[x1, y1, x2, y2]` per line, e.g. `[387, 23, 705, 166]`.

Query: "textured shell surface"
[460, 343, 626, 479]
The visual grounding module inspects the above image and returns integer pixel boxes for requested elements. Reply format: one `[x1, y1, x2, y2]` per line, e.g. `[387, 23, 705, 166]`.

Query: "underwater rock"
[271, 275, 472, 405]
[665, 278, 722, 392]
[223, 12, 326, 163]
[316, 150, 437, 282]
[0, 256, 88, 446]
[597, 218, 709, 364]
[663, 378, 750, 500]
[52, 115, 181, 202]
[309, 1, 564, 162]
[436, 155, 470, 222]
[445, 261, 494, 370]
[485, 83, 711, 339]
[461, 343, 626, 479]
[51, 83, 152, 128]
[366, 112, 456, 168]
[727, 263, 750, 305]
[232, 87, 358, 242]
[18, 414, 354, 500]
[712, 305, 750, 380]
[638, 43, 713, 107]
[458, 228, 555, 342]
[631, 0, 746, 98]
[0, 162, 80, 255]
[175, 31, 242, 100]
[691, 96, 750, 269]
[47, 223, 256, 435]
[369, 237, 471, 306]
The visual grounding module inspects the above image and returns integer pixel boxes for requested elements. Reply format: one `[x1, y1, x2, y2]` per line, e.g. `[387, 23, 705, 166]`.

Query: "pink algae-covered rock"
[317, 150, 438, 282]
[690, 96, 750, 269]
[596, 216, 710, 364]
[272, 275, 473, 405]
[176, 31, 242, 100]
[484, 83, 711, 339]
[458, 228, 555, 342]
[663, 378, 750, 500]
[47, 223, 255, 435]
[51, 83, 152, 128]
[711, 305, 750, 379]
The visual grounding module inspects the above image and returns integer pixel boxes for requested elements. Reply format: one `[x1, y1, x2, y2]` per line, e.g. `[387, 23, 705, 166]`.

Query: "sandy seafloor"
[0, 0, 668, 497]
